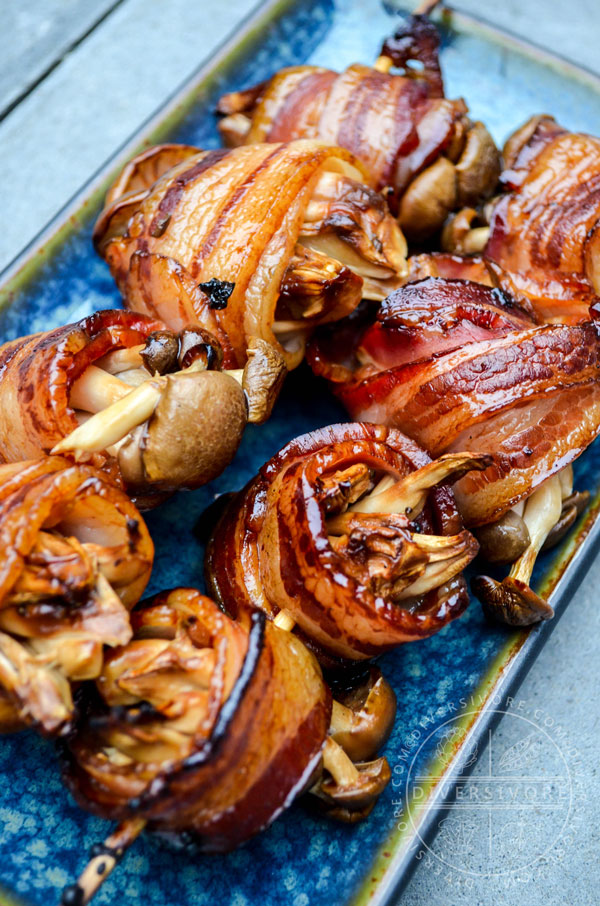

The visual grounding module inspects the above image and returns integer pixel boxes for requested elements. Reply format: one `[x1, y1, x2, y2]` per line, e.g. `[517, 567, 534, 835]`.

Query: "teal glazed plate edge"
[2, 3, 600, 906]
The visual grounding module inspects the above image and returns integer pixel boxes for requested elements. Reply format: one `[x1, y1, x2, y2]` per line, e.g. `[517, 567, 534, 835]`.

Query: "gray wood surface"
[0, 0, 259, 272]
[0, 0, 123, 116]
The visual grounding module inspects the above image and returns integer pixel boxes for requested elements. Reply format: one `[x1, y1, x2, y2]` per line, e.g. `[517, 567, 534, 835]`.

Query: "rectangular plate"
[1, 2, 600, 904]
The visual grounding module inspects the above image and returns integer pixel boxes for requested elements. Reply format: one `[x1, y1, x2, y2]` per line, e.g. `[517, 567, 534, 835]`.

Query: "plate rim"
[1, 3, 600, 905]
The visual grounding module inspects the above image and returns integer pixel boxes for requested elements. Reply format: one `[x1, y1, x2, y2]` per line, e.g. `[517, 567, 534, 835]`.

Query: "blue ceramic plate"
[1, 2, 600, 904]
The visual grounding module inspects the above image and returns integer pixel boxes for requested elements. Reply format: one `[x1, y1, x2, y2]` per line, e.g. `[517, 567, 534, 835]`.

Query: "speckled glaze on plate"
[1, 2, 600, 905]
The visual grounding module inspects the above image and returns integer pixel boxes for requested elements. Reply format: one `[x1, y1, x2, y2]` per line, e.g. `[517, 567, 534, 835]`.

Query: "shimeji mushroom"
[473, 465, 589, 626]
[54, 331, 286, 492]
[273, 451, 490, 633]
[329, 667, 397, 762]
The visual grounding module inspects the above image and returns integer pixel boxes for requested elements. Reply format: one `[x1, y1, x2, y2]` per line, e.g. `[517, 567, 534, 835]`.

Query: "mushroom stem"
[473, 472, 568, 625]
[322, 736, 360, 786]
[328, 452, 489, 531]
[218, 112, 252, 147]
[96, 345, 145, 374]
[509, 474, 563, 586]
[461, 226, 490, 253]
[331, 700, 355, 736]
[226, 368, 244, 384]
[55, 378, 164, 454]
[558, 463, 574, 499]
[55, 359, 209, 455]
[69, 365, 136, 413]
[272, 319, 308, 334]
[61, 817, 146, 906]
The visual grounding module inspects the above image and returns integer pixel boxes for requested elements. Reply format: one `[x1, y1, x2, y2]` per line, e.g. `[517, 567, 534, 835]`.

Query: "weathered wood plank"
[0, 0, 259, 271]
[0, 0, 124, 116]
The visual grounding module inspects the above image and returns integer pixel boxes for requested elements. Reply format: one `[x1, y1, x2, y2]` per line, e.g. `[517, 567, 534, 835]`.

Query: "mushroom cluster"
[0, 457, 153, 735]
[442, 115, 600, 324]
[307, 278, 600, 623]
[0, 310, 285, 505]
[217, 14, 500, 242]
[94, 140, 408, 371]
[207, 422, 487, 662]
[62, 588, 396, 903]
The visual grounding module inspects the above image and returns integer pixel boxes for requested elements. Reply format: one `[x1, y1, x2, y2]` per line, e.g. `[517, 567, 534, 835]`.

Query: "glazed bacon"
[217, 16, 500, 241]
[485, 115, 600, 323]
[94, 141, 407, 370]
[307, 278, 600, 527]
[64, 588, 331, 850]
[0, 457, 153, 735]
[0, 310, 160, 466]
[0, 310, 266, 503]
[206, 423, 484, 662]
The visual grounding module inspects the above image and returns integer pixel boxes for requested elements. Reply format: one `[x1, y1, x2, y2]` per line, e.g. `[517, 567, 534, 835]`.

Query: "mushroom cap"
[474, 510, 531, 566]
[455, 120, 501, 207]
[311, 756, 391, 822]
[330, 667, 397, 762]
[120, 371, 247, 492]
[399, 156, 457, 243]
[242, 338, 287, 424]
[472, 575, 554, 626]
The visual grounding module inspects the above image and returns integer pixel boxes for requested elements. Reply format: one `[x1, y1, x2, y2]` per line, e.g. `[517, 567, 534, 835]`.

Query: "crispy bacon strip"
[485, 115, 600, 323]
[206, 423, 482, 662]
[64, 588, 331, 850]
[94, 141, 407, 369]
[0, 310, 160, 467]
[0, 456, 153, 735]
[216, 20, 500, 240]
[307, 278, 600, 525]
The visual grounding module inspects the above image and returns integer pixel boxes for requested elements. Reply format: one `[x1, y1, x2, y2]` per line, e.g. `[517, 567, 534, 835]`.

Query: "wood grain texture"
[0, 0, 123, 116]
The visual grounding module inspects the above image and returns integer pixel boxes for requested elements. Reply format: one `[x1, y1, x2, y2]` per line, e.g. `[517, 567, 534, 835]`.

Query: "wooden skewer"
[273, 609, 296, 632]
[61, 818, 146, 906]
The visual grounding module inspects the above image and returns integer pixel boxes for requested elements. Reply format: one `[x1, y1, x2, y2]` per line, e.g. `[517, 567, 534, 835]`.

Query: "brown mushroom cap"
[118, 371, 247, 492]
[455, 121, 501, 207]
[399, 156, 458, 242]
[242, 338, 287, 424]
[311, 756, 391, 823]
[330, 667, 397, 762]
[474, 510, 531, 565]
[472, 575, 554, 626]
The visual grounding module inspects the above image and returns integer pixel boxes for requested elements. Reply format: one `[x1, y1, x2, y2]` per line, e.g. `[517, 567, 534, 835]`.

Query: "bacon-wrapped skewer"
[0, 456, 153, 735]
[307, 278, 600, 623]
[442, 115, 600, 323]
[62, 588, 394, 904]
[216, 15, 500, 242]
[206, 423, 486, 662]
[0, 310, 284, 505]
[94, 141, 408, 370]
